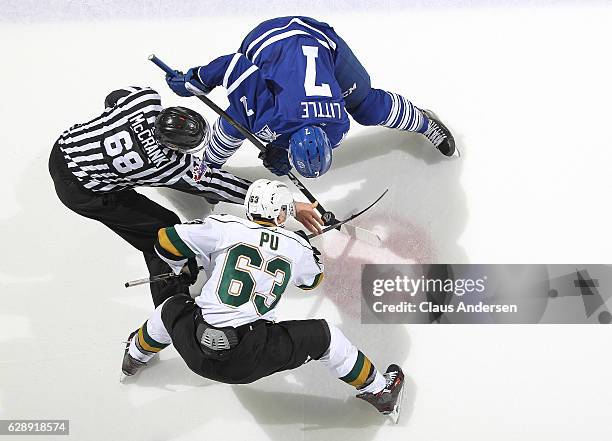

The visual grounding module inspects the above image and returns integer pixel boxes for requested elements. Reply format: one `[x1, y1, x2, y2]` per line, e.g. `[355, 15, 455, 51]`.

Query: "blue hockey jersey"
[193, 16, 350, 168]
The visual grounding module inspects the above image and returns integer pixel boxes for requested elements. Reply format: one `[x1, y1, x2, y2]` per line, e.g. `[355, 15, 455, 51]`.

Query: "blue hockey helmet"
[288, 126, 332, 178]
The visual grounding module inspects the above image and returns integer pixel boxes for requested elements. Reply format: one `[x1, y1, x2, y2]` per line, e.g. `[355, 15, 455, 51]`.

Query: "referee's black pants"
[48, 141, 187, 306]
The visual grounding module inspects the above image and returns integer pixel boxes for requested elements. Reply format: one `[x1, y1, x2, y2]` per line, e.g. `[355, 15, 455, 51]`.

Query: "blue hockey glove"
[166, 68, 210, 97]
[166, 70, 191, 97]
[259, 145, 291, 176]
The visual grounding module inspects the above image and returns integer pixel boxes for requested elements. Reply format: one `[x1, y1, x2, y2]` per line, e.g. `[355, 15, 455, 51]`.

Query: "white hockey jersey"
[155, 214, 324, 327]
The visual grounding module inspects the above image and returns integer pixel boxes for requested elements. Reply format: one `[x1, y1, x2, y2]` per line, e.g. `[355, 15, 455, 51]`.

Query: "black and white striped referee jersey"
[56, 86, 249, 204]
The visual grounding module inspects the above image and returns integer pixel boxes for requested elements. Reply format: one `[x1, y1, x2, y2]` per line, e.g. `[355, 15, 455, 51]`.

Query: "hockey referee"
[48, 86, 323, 306]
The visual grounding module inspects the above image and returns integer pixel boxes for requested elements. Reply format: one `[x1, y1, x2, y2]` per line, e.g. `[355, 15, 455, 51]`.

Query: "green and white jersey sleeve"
[154, 218, 222, 274]
[292, 239, 325, 291]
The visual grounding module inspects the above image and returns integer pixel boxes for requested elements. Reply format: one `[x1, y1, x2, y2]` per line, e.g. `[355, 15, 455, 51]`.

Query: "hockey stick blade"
[307, 189, 388, 240]
[341, 223, 383, 247]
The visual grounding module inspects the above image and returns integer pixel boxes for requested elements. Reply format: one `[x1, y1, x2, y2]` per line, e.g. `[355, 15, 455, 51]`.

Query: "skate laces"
[424, 121, 447, 147]
[385, 371, 398, 389]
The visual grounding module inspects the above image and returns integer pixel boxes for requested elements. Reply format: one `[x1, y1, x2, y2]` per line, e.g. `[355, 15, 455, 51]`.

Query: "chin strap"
[253, 219, 278, 227]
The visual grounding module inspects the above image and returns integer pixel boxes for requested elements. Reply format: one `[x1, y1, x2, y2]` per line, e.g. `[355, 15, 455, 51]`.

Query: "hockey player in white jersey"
[121, 179, 405, 420]
[49, 87, 324, 307]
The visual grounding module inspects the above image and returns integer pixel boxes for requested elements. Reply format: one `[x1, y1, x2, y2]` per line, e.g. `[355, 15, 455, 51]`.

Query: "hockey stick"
[124, 266, 204, 288]
[148, 54, 339, 227]
[306, 189, 388, 240]
[125, 272, 178, 288]
[124, 189, 387, 288]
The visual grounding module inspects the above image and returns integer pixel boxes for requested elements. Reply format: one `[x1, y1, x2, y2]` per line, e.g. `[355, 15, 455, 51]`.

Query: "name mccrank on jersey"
[128, 111, 169, 168]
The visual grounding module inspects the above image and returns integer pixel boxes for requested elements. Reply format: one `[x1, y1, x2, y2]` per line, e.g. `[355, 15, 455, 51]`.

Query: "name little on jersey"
[128, 112, 168, 167]
[301, 101, 344, 119]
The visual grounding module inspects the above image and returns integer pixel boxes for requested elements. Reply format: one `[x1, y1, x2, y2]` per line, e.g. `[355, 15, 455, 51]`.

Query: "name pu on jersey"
[154, 214, 324, 327]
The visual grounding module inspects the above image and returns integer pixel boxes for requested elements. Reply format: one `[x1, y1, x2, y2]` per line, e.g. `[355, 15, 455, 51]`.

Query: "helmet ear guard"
[289, 125, 333, 178]
[154, 106, 211, 154]
[245, 179, 296, 227]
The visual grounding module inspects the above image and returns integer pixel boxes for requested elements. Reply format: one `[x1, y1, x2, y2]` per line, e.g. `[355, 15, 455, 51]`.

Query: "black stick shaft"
[148, 54, 335, 224]
[124, 272, 176, 288]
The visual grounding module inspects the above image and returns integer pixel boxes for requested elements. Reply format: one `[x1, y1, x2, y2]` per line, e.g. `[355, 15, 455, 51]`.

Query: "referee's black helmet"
[154, 106, 210, 154]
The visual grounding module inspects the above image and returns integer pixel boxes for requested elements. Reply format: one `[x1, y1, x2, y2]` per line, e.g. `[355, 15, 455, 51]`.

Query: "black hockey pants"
[161, 294, 331, 384]
[48, 141, 187, 306]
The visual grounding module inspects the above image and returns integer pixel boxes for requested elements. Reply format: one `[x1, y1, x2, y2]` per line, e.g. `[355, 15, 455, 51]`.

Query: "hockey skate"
[421, 109, 459, 157]
[356, 364, 405, 424]
[120, 330, 147, 382]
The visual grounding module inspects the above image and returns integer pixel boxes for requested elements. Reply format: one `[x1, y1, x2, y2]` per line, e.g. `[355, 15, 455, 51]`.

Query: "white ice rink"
[1, 2, 612, 440]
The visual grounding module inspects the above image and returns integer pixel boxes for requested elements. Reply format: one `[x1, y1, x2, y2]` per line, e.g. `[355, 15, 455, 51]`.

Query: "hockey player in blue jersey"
[166, 16, 457, 179]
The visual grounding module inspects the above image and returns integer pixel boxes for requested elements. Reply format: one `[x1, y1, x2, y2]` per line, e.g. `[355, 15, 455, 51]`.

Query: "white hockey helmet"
[245, 179, 296, 227]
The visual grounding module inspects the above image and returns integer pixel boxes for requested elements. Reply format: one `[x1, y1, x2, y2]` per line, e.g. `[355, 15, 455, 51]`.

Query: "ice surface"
[1, 4, 612, 441]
